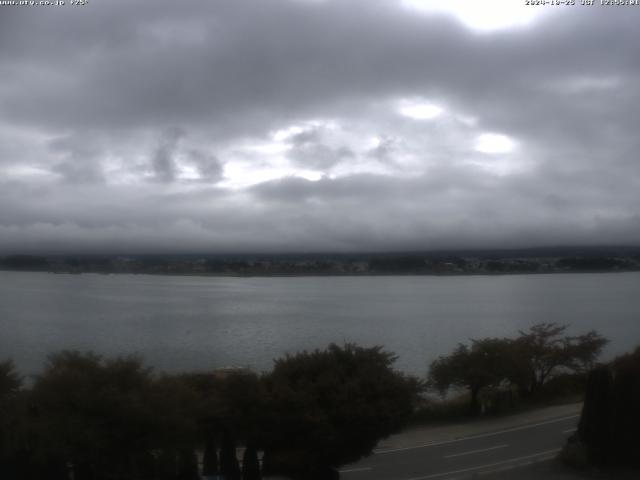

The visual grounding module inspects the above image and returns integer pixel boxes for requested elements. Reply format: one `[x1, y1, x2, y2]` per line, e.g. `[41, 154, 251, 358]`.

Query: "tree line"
[0, 344, 420, 480]
[427, 323, 608, 415]
[0, 323, 614, 479]
[3, 252, 640, 276]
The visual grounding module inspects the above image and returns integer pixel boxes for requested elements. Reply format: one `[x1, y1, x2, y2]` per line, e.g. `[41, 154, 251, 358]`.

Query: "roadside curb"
[375, 403, 582, 452]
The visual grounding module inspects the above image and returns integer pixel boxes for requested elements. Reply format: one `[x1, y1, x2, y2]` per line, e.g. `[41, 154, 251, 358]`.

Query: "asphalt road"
[339, 414, 580, 480]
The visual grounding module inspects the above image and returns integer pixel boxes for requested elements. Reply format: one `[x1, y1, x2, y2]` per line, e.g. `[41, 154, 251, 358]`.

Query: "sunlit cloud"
[272, 125, 306, 142]
[242, 141, 290, 155]
[2, 165, 57, 181]
[402, 0, 547, 32]
[221, 166, 324, 189]
[271, 120, 340, 142]
[398, 99, 444, 120]
[474, 133, 517, 154]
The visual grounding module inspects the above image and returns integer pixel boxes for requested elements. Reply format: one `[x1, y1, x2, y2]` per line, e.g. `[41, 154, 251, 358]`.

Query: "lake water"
[1, 271, 639, 377]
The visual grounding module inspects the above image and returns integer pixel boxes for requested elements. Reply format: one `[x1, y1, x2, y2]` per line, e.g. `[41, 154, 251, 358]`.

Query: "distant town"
[2, 247, 640, 276]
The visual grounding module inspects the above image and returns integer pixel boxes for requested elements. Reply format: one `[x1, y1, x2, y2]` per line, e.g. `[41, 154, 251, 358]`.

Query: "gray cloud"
[287, 126, 354, 169]
[1, 1, 640, 253]
[188, 149, 224, 183]
[151, 127, 185, 183]
[367, 135, 398, 162]
[47, 135, 104, 184]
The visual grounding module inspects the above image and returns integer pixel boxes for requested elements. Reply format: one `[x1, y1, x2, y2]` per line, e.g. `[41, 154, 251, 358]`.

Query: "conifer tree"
[578, 365, 612, 465]
[219, 430, 241, 480]
[202, 435, 219, 476]
[177, 448, 199, 480]
[242, 444, 261, 480]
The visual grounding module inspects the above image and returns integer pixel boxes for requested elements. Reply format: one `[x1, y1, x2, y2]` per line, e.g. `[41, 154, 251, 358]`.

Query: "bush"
[1, 344, 421, 479]
[535, 373, 588, 402]
[260, 344, 422, 478]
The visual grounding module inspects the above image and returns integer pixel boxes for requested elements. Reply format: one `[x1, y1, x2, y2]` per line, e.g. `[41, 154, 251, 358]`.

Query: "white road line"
[339, 466, 373, 473]
[562, 428, 577, 434]
[443, 444, 508, 459]
[375, 414, 579, 454]
[476, 455, 557, 477]
[405, 448, 561, 480]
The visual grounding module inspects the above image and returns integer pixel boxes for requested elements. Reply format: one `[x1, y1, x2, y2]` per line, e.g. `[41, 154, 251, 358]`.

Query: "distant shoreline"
[2, 267, 639, 279]
[2, 251, 639, 278]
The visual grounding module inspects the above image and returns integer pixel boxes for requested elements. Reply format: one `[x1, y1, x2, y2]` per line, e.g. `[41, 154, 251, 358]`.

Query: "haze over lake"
[2, 270, 639, 377]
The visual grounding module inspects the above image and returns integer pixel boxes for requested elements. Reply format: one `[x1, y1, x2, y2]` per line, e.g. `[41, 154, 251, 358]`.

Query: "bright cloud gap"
[402, 0, 547, 32]
[475, 133, 517, 154]
[398, 100, 444, 120]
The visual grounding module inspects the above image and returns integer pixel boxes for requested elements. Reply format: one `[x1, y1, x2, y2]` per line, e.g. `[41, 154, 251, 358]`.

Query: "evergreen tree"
[573, 346, 640, 468]
[610, 347, 640, 466]
[577, 365, 612, 465]
[177, 448, 199, 480]
[259, 450, 275, 477]
[202, 435, 219, 476]
[219, 430, 241, 480]
[242, 444, 261, 480]
[157, 449, 179, 480]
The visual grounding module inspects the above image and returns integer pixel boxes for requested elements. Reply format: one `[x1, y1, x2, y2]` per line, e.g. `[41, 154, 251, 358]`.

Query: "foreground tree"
[0, 360, 21, 398]
[220, 430, 241, 480]
[509, 323, 608, 397]
[0, 360, 23, 477]
[428, 338, 510, 414]
[201, 435, 219, 476]
[428, 323, 608, 413]
[577, 366, 612, 465]
[261, 344, 421, 479]
[242, 444, 261, 480]
[180, 368, 268, 451]
[28, 352, 160, 479]
[609, 346, 640, 466]
[22, 351, 199, 480]
[568, 345, 640, 468]
[177, 448, 199, 480]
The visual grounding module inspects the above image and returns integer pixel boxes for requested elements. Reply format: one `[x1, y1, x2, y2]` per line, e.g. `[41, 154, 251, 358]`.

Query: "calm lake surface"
[1, 271, 639, 377]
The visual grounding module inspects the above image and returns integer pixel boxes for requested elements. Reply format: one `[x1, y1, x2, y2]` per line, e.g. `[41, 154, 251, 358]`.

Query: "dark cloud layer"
[1, 0, 639, 253]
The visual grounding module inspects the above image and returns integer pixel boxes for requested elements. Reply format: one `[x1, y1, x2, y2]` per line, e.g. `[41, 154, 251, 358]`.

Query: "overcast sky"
[1, 0, 639, 254]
